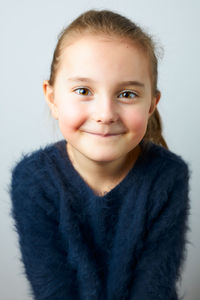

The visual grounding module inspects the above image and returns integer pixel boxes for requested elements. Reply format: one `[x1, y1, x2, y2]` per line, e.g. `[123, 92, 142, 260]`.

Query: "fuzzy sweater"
[9, 139, 191, 300]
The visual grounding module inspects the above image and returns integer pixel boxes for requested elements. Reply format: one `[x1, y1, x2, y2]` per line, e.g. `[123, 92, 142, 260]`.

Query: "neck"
[66, 143, 141, 194]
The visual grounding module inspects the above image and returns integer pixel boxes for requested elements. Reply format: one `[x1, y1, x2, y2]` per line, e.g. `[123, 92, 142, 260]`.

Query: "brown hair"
[48, 9, 168, 149]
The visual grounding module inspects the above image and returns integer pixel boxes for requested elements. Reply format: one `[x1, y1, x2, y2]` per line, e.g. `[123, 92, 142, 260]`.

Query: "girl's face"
[44, 35, 160, 163]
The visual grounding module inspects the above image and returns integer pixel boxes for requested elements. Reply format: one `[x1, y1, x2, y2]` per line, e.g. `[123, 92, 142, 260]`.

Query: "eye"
[74, 87, 91, 96]
[118, 90, 137, 100]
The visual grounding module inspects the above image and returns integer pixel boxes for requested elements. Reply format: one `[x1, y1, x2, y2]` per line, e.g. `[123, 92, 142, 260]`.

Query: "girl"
[9, 9, 191, 300]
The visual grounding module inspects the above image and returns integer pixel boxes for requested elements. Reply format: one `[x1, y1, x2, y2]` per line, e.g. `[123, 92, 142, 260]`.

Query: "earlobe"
[148, 91, 161, 117]
[43, 80, 58, 120]
[149, 102, 155, 115]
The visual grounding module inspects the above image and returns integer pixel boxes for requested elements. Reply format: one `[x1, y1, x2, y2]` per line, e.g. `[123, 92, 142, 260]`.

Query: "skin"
[43, 35, 160, 195]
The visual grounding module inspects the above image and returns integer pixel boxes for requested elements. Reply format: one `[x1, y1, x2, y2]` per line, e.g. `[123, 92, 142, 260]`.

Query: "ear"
[43, 80, 58, 120]
[148, 91, 161, 118]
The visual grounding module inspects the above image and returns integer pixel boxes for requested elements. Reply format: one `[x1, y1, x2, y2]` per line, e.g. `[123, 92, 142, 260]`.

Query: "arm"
[129, 162, 191, 300]
[9, 156, 76, 300]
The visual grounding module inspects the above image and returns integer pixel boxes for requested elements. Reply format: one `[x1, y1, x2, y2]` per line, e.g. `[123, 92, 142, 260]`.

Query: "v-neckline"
[54, 139, 152, 201]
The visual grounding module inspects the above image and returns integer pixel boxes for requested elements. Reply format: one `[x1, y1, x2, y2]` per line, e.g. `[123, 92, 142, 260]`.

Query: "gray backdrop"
[1, 0, 199, 299]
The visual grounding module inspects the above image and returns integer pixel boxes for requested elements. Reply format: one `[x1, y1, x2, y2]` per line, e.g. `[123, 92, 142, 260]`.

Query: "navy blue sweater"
[9, 139, 191, 300]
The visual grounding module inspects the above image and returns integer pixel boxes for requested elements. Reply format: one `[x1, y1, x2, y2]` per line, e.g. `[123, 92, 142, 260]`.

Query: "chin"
[85, 151, 124, 163]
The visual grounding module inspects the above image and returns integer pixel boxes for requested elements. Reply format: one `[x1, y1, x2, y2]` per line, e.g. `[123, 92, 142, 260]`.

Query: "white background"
[1, 0, 200, 299]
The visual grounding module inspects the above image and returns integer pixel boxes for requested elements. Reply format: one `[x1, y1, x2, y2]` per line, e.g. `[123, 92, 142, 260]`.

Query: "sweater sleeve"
[129, 161, 191, 300]
[9, 154, 76, 300]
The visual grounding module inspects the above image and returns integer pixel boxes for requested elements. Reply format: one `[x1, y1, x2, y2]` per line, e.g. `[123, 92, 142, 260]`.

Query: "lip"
[85, 131, 124, 137]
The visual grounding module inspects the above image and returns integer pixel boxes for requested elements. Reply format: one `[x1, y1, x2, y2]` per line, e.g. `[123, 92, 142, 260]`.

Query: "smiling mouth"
[86, 132, 124, 137]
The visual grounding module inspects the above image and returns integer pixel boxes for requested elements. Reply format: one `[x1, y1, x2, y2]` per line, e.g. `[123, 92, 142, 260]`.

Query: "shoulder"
[145, 141, 187, 166]
[9, 140, 64, 212]
[143, 141, 190, 182]
[10, 140, 61, 180]
[143, 143, 191, 223]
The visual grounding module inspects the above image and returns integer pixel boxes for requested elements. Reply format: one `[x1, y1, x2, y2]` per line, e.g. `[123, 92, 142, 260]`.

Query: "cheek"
[125, 109, 149, 133]
[58, 102, 87, 131]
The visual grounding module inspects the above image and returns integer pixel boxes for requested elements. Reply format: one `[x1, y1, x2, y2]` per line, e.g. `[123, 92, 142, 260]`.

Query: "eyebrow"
[67, 76, 145, 88]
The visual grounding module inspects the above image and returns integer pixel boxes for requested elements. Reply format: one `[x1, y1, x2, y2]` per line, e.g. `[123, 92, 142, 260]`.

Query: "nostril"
[96, 119, 116, 124]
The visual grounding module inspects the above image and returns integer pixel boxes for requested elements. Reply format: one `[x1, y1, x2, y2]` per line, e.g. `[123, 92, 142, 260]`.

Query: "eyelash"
[73, 87, 138, 101]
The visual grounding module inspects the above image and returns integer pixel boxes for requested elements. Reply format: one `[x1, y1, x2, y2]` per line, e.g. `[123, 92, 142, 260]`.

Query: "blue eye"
[74, 88, 91, 96]
[118, 91, 137, 99]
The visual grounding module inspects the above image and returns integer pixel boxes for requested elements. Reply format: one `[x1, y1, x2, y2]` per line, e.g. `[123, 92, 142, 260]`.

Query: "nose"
[92, 96, 119, 124]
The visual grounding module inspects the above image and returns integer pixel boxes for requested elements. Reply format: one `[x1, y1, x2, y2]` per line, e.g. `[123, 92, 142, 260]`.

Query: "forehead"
[58, 35, 151, 84]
